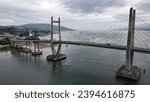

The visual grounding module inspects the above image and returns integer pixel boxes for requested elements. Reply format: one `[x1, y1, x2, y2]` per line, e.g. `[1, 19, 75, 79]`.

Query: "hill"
[0, 23, 75, 36]
[0, 23, 73, 36]
[18, 23, 74, 31]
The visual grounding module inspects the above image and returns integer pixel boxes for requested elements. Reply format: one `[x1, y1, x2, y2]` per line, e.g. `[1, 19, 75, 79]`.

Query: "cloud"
[0, 0, 149, 31]
[134, 0, 150, 13]
[60, 0, 127, 14]
[0, 0, 64, 25]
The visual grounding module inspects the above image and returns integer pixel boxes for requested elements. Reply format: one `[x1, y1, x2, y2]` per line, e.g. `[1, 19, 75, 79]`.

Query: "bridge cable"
[109, 30, 127, 45]
[136, 17, 150, 29]
[135, 31, 149, 48]
[92, 18, 128, 42]
[92, 16, 129, 42]
[135, 34, 145, 47]
[97, 19, 128, 43]
[94, 19, 128, 43]
[104, 22, 128, 43]
[135, 19, 150, 31]
[135, 20, 150, 44]
[135, 33, 148, 48]
[135, 30, 150, 47]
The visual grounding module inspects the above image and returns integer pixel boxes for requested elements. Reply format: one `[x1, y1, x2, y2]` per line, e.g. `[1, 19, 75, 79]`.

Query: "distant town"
[0, 23, 74, 45]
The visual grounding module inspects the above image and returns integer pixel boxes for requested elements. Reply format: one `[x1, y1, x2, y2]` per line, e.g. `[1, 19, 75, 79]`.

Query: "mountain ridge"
[0, 23, 75, 36]
[17, 23, 75, 31]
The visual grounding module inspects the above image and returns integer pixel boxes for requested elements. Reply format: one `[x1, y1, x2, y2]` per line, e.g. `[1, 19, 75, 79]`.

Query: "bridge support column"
[32, 42, 42, 56]
[47, 16, 66, 61]
[18, 42, 21, 51]
[11, 42, 14, 47]
[116, 8, 141, 80]
[22, 42, 31, 54]
[14, 42, 17, 47]
[20, 42, 23, 52]
[28, 42, 32, 53]
[29, 42, 31, 51]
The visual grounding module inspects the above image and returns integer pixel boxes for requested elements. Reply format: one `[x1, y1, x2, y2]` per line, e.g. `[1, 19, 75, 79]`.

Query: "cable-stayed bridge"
[8, 8, 150, 80]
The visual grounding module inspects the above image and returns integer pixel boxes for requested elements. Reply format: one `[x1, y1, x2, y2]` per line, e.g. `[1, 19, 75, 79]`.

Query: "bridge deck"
[10, 40, 150, 54]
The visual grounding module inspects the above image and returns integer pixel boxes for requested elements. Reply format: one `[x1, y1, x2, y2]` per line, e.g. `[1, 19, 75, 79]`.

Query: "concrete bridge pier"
[25, 42, 28, 49]
[23, 42, 32, 54]
[11, 41, 18, 49]
[15, 42, 17, 47]
[47, 16, 66, 61]
[16, 42, 19, 48]
[116, 8, 141, 80]
[17, 42, 21, 52]
[20, 42, 23, 51]
[13, 42, 16, 47]
[14, 42, 17, 47]
[16, 42, 20, 50]
[29, 42, 31, 51]
[28, 42, 32, 53]
[13, 42, 15, 47]
[11, 42, 14, 47]
[18, 42, 21, 51]
[32, 42, 42, 56]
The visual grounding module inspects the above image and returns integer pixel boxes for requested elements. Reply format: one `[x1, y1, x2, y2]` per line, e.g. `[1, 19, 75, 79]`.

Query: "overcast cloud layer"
[0, 0, 149, 31]
[60, 0, 127, 13]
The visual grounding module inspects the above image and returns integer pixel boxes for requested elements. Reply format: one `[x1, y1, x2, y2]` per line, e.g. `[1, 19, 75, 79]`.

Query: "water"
[0, 45, 150, 85]
[0, 31, 150, 85]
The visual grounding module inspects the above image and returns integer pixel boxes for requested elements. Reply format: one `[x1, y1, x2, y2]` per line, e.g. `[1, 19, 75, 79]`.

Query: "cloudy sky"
[0, 0, 149, 31]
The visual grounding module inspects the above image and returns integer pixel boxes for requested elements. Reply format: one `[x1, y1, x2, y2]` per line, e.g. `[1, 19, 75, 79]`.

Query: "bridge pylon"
[47, 16, 66, 61]
[116, 7, 141, 80]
